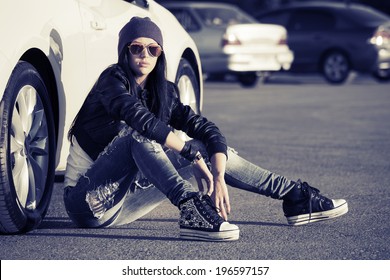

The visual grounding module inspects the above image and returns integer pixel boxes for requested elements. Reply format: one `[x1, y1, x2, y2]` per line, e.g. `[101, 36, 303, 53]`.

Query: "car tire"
[175, 58, 200, 113]
[0, 61, 56, 234]
[238, 72, 258, 88]
[321, 51, 350, 84]
[372, 69, 390, 82]
[174, 58, 200, 141]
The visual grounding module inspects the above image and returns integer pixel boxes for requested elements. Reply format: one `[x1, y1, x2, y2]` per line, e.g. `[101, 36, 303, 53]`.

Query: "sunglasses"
[128, 43, 163, 57]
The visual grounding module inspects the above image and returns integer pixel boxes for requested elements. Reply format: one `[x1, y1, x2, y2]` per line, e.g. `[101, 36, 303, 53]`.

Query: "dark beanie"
[117, 17, 163, 56]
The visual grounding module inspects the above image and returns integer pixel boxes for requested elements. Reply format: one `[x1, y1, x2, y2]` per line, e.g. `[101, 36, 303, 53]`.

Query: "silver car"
[163, 1, 294, 87]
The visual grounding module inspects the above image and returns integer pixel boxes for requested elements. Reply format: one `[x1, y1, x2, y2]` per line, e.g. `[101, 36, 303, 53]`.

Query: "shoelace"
[201, 195, 224, 223]
[301, 182, 321, 222]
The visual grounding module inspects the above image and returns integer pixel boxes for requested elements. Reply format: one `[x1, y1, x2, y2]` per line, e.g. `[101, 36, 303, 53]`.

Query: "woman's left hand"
[208, 153, 230, 221]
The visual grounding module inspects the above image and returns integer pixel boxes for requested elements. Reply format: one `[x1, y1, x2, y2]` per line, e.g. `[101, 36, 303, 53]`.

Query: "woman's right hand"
[192, 158, 214, 196]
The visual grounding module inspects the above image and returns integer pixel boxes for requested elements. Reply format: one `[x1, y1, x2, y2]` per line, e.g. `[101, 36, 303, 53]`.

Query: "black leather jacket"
[71, 64, 227, 160]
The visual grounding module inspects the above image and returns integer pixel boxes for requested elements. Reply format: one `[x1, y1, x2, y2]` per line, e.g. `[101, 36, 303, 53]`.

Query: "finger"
[214, 196, 226, 220]
[218, 200, 228, 221]
[195, 176, 204, 193]
[224, 195, 231, 215]
[207, 179, 214, 197]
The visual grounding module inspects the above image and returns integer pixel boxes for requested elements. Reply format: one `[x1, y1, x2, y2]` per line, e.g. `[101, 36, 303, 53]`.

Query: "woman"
[63, 17, 348, 242]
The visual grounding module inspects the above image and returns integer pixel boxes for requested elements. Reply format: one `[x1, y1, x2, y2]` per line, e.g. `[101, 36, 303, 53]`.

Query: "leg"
[111, 132, 197, 226]
[187, 140, 297, 198]
[64, 130, 240, 241]
[225, 147, 296, 199]
[63, 128, 196, 228]
[224, 148, 348, 225]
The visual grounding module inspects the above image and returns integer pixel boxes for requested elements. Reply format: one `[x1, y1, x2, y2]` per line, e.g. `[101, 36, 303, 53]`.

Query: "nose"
[140, 47, 149, 58]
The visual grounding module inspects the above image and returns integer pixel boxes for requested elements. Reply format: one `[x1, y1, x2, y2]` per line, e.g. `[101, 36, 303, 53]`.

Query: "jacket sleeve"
[96, 67, 171, 145]
[168, 84, 228, 158]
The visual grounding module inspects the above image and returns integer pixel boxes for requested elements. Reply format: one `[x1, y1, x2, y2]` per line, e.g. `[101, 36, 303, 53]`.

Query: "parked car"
[256, 1, 390, 83]
[0, 0, 203, 234]
[162, 1, 294, 87]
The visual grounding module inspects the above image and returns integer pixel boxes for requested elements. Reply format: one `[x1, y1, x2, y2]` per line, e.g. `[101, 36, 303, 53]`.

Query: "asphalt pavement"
[1, 73, 389, 262]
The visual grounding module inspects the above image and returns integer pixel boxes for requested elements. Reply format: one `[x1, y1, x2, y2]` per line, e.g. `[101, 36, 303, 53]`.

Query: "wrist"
[180, 142, 199, 162]
[212, 170, 225, 178]
[192, 151, 203, 164]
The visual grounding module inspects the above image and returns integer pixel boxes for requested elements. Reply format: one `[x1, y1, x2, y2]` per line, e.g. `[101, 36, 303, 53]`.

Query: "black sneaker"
[179, 194, 239, 241]
[283, 181, 348, 226]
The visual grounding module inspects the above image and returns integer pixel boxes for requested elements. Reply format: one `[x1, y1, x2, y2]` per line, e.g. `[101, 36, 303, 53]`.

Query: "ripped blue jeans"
[63, 127, 296, 228]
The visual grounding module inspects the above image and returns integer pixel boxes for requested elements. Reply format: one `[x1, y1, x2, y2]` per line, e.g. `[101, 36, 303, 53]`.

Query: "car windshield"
[195, 7, 255, 28]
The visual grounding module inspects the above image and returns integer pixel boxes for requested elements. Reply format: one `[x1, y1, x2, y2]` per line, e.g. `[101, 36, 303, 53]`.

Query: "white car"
[0, 0, 203, 234]
[163, 1, 294, 87]
[222, 23, 294, 78]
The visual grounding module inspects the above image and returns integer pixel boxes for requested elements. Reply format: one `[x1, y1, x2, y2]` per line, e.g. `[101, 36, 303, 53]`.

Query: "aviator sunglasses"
[128, 43, 163, 57]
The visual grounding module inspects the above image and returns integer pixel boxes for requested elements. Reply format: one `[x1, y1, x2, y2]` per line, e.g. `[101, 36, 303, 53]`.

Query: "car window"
[288, 9, 336, 31]
[257, 11, 290, 26]
[194, 7, 254, 28]
[169, 8, 201, 32]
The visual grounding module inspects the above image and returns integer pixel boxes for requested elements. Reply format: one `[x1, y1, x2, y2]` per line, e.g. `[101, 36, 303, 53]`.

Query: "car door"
[258, 8, 336, 72]
[78, 0, 152, 87]
[285, 9, 336, 72]
[58, 0, 153, 168]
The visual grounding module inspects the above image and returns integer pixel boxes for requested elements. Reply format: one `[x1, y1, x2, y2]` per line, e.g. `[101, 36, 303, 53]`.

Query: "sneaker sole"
[286, 200, 348, 226]
[180, 228, 240, 242]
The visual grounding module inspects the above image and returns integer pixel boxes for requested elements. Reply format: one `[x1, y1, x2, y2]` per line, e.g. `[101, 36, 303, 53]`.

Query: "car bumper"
[377, 47, 390, 70]
[225, 49, 294, 72]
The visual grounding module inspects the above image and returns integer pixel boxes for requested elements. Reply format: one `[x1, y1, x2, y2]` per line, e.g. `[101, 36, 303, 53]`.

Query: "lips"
[137, 60, 150, 67]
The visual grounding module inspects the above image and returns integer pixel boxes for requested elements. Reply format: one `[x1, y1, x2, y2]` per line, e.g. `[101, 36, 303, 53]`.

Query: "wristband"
[192, 151, 203, 164]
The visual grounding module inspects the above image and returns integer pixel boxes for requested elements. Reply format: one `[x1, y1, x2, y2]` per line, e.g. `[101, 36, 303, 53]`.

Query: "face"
[128, 37, 162, 84]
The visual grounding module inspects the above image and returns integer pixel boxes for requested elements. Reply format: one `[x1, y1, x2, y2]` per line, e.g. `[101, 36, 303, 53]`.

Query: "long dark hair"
[67, 44, 168, 142]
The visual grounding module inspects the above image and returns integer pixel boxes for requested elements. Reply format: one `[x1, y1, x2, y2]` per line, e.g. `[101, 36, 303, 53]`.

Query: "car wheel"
[372, 69, 390, 81]
[174, 58, 200, 141]
[0, 61, 56, 234]
[175, 58, 200, 113]
[238, 72, 258, 88]
[321, 51, 350, 84]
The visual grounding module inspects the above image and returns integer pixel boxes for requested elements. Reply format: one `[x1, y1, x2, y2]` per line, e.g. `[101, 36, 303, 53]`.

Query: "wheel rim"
[177, 75, 197, 112]
[324, 53, 349, 82]
[10, 85, 50, 211]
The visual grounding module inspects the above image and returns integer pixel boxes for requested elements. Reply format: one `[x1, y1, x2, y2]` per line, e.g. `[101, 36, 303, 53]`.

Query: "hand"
[210, 174, 230, 221]
[208, 152, 230, 221]
[192, 158, 214, 195]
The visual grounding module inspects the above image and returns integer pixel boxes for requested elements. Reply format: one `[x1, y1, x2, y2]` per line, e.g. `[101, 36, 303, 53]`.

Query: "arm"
[170, 98, 228, 158]
[168, 85, 231, 219]
[165, 131, 214, 196]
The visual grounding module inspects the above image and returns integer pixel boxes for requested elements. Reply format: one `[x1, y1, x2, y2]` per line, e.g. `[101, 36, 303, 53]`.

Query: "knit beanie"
[117, 17, 163, 56]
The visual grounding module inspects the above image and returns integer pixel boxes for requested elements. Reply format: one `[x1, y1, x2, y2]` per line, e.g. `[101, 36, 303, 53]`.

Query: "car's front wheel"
[0, 61, 56, 234]
[321, 51, 350, 84]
